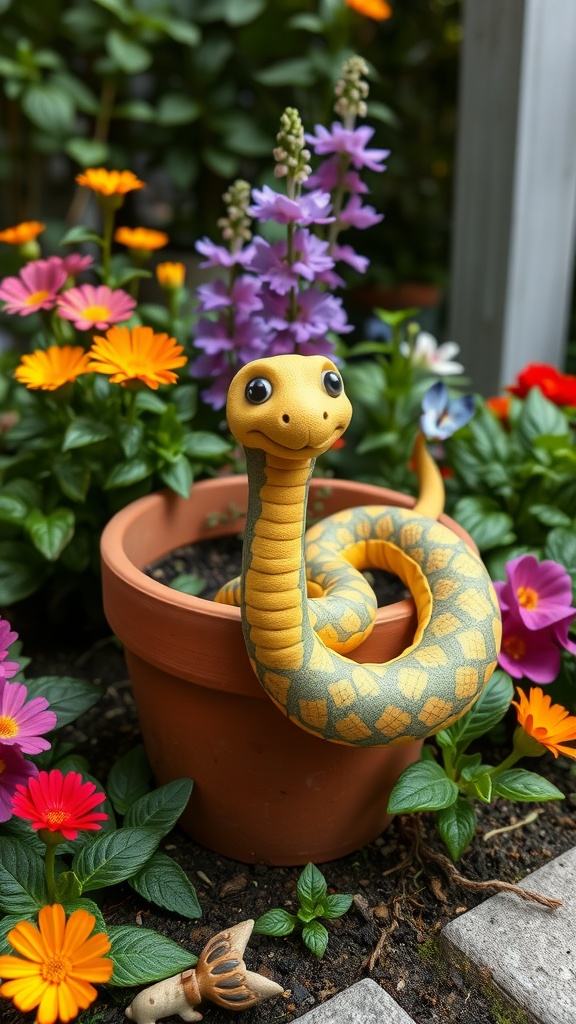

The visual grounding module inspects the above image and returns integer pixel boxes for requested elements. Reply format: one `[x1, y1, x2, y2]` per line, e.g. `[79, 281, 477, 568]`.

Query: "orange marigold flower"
[0, 221, 45, 245]
[156, 261, 186, 289]
[87, 325, 187, 389]
[14, 346, 91, 391]
[115, 226, 169, 251]
[344, 0, 392, 20]
[512, 686, 576, 759]
[0, 904, 113, 1024]
[485, 395, 511, 424]
[75, 168, 145, 197]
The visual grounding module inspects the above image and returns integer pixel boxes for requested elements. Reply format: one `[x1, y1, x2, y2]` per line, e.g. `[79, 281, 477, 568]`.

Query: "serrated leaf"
[130, 851, 201, 918]
[26, 508, 74, 561]
[124, 778, 192, 834]
[436, 798, 477, 862]
[107, 744, 152, 814]
[24, 676, 102, 729]
[443, 671, 513, 751]
[492, 769, 564, 802]
[387, 760, 458, 814]
[72, 827, 162, 892]
[297, 862, 327, 913]
[322, 893, 353, 919]
[253, 909, 297, 936]
[107, 925, 196, 986]
[302, 919, 329, 958]
[0, 838, 47, 913]
[62, 417, 111, 450]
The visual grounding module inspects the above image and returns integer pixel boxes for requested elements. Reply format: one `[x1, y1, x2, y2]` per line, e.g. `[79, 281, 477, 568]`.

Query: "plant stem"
[44, 843, 57, 903]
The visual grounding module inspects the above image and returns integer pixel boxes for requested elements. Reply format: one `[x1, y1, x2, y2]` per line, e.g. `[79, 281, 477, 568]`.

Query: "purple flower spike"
[248, 186, 334, 226]
[495, 555, 576, 631]
[0, 678, 57, 754]
[420, 381, 475, 440]
[306, 123, 389, 173]
[0, 742, 37, 822]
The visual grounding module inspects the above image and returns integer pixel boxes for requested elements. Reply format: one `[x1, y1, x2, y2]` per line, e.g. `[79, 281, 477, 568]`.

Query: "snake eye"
[245, 377, 272, 404]
[322, 370, 343, 398]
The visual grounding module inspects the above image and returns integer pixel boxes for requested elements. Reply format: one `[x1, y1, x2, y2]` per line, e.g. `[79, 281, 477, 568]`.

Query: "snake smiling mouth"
[246, 425, 345, 455]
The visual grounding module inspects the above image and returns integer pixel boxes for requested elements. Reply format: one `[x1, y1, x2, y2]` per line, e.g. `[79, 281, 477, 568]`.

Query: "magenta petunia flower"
[0, 678, 57, 754]
[306, 122, 389, 172]
[0, 743, 37, 822]
[0, 258, 67, 316]
[56, 283, 136, 331]
[498, 617, 562, 684]
[0, 618, 19, 682]
[248, 186, 334, 226]
[494, 555, 576, 631]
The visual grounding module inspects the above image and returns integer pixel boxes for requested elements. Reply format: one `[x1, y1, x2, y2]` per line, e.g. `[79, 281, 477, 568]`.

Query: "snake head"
[226, 354, 352, 460]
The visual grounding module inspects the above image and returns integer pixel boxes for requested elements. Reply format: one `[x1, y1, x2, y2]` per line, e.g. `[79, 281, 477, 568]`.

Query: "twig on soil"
[400, 818, 563, 911]
[364, 918, 398, 972]
[483, 809, 541, 841]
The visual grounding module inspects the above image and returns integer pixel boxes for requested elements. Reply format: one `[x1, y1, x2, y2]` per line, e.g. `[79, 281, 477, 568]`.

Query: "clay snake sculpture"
[216, 353, 502, 747]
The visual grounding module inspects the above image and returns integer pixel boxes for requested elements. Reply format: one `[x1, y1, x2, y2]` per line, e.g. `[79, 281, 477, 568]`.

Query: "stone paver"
[441, 845, 576, 1024]
[295, 978, 417, 1023]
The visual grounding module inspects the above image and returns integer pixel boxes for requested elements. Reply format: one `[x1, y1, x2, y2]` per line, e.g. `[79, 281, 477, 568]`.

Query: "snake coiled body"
[219, 354, 502, 747]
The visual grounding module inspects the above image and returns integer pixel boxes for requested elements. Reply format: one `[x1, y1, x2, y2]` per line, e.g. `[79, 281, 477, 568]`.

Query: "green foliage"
[387, 671, 566, 863]
[254, 862, 353, 958]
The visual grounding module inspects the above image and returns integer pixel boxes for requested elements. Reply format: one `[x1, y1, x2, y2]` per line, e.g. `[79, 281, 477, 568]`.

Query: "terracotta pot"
[101, 476, 475, 866]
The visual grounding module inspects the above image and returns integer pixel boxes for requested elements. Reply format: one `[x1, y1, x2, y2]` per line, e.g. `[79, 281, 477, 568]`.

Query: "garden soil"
[6, 540, 576, 1024]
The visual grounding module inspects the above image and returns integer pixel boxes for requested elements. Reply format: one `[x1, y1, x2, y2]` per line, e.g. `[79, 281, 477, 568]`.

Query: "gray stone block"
[295, 978, 417, 1023]
[441, 845, 576, 1023]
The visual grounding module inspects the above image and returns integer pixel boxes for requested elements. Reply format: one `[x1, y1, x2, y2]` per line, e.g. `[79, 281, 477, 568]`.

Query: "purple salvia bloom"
[331, 244, 369, 275]
[339, 195, 383, 230]
[262, 288, 352, 345]
[0, 742, 37, 822]
[306, 156, 369, 195]
[248, 186, 334, 226]
[196, 276, 263, 317]
[250, 232, 335, 295]
[195, 237, 257, 269]
[306, 123, 390, 173]
[0, 678, 57, 754]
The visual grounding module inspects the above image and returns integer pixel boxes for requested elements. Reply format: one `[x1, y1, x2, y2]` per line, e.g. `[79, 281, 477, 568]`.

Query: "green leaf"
[107, 744, 152, 815]
[130, 851, 201, 918]
[302, 919, 329, 958]
[451, 496, 515, 551]
[255, 58, 315, 87]
[62, 417, 112, 450]
[106, 29, 152, 73]
[59, 225, 103, 247]
[22, 81, 75, 133]
[545, 527, 576, 586]
[118, 422, 144, 460]
[61, 898, 108, 937]
[113, 99, 156, 122]
[55, 871, 83, 902]
[170, 573, 205, 596]
[528, 504, 572, 528]
[297, 862, 327, 913]
[288, 13, 324, 32]
[492, 769, 564, 802]
[156, 94, 201, 126]
[53, 455, 90, 502]
[443, 671, 514, 751]
[0, 838, 47, 914]
[253, 909, 297, 936]
[160, 16, 201, 46]
[160, 455, 193, 498]
[0, 492, 29, 523]
[436, 799, 477, 862]
[72, 827, 163, 892]
[26, 508, 74, 561]
[65, 137, 110, 167]
[387, 760, 458, 814]
[0, 542, 48, 603]
[104, 456, 154, 489]
[107, 925, 196, 986]
[322, 893, 353, 919]
[182, 431, 231, 458]
[466, 771, 493, 803]
[24, 676, 102, 729]
[223, 0, 266, 23]
[124, 778, 193, 835]
[518, 387, 569, 444]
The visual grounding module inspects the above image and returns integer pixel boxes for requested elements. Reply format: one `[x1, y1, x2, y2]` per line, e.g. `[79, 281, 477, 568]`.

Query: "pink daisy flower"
[0, 618, 19, 682]
[494, 554, 575, 631]
[60, 253, 94, 277]
[0, 743, 37, 822]
[0, 678, 57, 755]
[56, 283, 136, 331]
[0, 258, 67, 316]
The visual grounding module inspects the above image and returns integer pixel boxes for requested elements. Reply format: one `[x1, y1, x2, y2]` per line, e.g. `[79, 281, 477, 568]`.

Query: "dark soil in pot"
[10, 630, 575, 1024]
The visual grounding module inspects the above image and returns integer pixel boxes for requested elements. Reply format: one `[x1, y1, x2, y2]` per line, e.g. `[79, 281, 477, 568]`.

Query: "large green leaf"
[0, 838, 47, 914]
[26, 508, 75, 561]
[107, 926, 196, 986]
[124, 779, 193, 835]
[22, 81, 75, 133]
[387, 760, 458, 814]
[104, 456, 154, 489]
[518, 387, 570, 444]
[106, 29, 152, 74]
[0, 542, 48, 603]
[62, 417, 112, 450]
[130, 851, 201, 918]
[72, 827, 162, 892]
[24, 676, 102, 729]
[436, 798, 477, 862]
[492, 770, 564, 802]
[439, 671, 513, 752]
[297, 862, 327, 914]
[160, 455, 193, 498]
[253, 909, 297, 936]
[451, 496, 515, 551]
[107, 744, 152, 815]
[302, 919, 329, 958]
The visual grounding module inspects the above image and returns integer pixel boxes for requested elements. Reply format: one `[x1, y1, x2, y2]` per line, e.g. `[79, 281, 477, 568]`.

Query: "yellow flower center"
[45, 808, 71, 827]
[0, 715, 18, 738]
[517, 585, 538, 609]
[503, 635, 526, 660]
[82, 304, 111, 321]
[40, 953, 72, 984]
[25, 289, 50, 306]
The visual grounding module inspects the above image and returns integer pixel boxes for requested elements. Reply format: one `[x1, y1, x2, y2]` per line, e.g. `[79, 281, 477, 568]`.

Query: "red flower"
[11, 770, 107, 841]
[507, 363, 576, 406]
[485, 395, 511, 426]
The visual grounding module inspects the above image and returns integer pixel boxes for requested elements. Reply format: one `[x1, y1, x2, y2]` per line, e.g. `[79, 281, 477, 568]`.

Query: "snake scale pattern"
[217, 354, 502, 748]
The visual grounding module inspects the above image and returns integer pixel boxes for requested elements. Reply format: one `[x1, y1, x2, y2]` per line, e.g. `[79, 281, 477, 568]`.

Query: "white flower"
[400, 331, 464, 376]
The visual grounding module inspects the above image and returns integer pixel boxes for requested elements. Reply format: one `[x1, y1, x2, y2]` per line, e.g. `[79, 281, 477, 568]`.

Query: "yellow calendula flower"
[75, 168, 146, 197]
[156, 261, 186, 289]
[87, 325, 187, 389]
[513, 686, 576, 759]
[14, 346, 92, 391]
[0, 904, 113, 1024]
[0, 221, 45, 245]
[114, 226, 169, 251]
[344, 0, 392, 19]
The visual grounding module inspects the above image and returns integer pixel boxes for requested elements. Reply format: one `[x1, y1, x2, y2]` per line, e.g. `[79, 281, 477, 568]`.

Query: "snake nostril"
[282, 414, 290, 424]
[323, 411, 328, 420]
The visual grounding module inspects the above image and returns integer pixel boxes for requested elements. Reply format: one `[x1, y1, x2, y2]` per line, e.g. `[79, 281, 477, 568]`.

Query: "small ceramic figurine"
[125, 920, 283, 1023]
